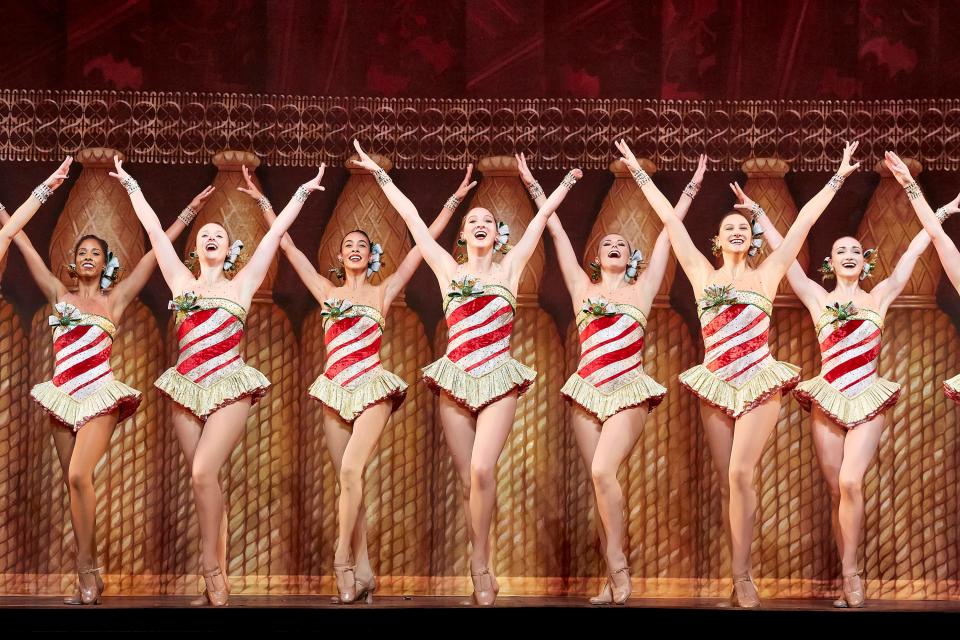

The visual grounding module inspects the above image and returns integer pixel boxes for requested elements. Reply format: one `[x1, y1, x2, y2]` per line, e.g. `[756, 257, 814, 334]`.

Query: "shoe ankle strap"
[78, 566, 102, 575]
[202, 566, 222, 579]
[733, 574, 753, 584]
[610, 566, 630, 577]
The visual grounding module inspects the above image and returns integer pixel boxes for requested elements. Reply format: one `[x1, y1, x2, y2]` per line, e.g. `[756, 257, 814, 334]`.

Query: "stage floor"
[2, 595, 958, 632]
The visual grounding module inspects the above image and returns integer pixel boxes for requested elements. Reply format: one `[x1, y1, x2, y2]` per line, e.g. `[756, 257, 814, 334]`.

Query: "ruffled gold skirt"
[679, 360, 800, 418]
[155, 365, 270, 421]
[423, 356, 536, 413]
[944, 373, 960, 404]
[308, 369, 407, 423]
[31, 379, 141, 431]
[794, 375, 900, 429]
[561, 373, 666, 422]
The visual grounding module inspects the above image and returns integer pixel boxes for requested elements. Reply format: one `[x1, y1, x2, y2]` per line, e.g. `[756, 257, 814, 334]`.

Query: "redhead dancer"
[351, 140, 579, 605]
[757, 158, 943, 607]
[245, 163, 471, 604]
[4, 165, 210, 605]
[622, 138, 861, 607]
[111, 156, 324, 606]
[0, 157, 72, 261]
[888, 150, 960, 402]
[517, 152, 705, 603]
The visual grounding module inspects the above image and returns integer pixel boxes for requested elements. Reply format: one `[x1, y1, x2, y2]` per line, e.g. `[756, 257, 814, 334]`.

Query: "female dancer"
[621, 138, 861, 607]
[887, 150, 960, 400]
[351, 140, 579, 605]
[4, 175, 211, 605]
[244, 163, 472, 604]
[759, 165, 946, 607]
[111, 156, 324, 606]
[0, 157, 72, 261]
[517, 152, 705, 603]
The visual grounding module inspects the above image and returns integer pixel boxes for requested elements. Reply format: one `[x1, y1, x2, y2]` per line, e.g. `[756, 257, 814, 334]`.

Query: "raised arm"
[241, 165, 335, 304]
[753, 193, 827, 313]
[751, 140, 860, 285]
[503, 168, 581, 287]
[0, 157, 72, 261]
[873, 228, 935, 312]
[383, 164, 475, 306]
[109, 186, 215, 316]
[885, 150, 960, 292]
[109, 156, 195, 293]
[640, 154, 706, 303]
[0, 210, 67, 303]
[351, 140, 458, 281]
[517, 153, 591, 301]
[615, 139, 713, 289]
[234, 164, 326, 303]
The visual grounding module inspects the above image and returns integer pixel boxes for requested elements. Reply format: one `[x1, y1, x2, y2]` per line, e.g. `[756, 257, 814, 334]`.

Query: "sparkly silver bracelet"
[904, 180, 922, 201]
[749, 202, 766, 219]
[631, 167, 651, 187]
[178, 206, 198, 226]
[444, 194, 462, 210]
[0, 202, 5, 212]
[526, 180, 545, 200]
[256, 195, 272, 211]
[373, 168, 392, 187]
[32, 183, 54, 203]
[120, 176, 140, 195]
[936, 206, 953, 223]
[827, 174, 845, 192]
[293, 185, 311, 203]
[682, 181, 701, 199]
[560, 170, 579, 189]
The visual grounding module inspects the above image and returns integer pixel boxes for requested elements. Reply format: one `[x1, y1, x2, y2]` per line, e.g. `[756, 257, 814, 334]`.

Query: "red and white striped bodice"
[51, 310, 118, 400]
[442, 283, 516, 377]
[173, 297, 247, 388]
[323, 302, 386, 390]
[814, 306, 883, 398]
[698, 288, 775, 388]
[575, 302, 647, 393]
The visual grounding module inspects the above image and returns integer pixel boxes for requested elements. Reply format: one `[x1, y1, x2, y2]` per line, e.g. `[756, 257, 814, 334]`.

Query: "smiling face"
[596, 233, 630, 271]
[195, 223, 229, 266]
[73, 236, 107, 278]
[340, 230, 371, 272]
[830, 236, 865, 280]
[460, 207, 497, 251]
[717, 212, 752, 256]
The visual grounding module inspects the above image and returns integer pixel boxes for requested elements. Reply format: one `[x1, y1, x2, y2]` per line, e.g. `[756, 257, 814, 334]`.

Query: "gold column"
[298, 154, 435, 595]
[563, 159, 700, 596]
[22, 147, 166, 594]
[854, 159, 959, 599]
[431, 156, 566, 594]
[742, 158, 822, 597]
[172, 150, 301, 593]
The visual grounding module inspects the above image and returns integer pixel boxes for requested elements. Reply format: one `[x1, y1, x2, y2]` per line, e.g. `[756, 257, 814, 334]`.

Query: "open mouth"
[729, 237, 745, 246]
[607, 250, 622, 259]
[348, 255, 362, 263]
[205, 242, 218, 251]
[474, 229, 488, 239]
[842, 260, 857, 268]
[81, 261, 95, 269]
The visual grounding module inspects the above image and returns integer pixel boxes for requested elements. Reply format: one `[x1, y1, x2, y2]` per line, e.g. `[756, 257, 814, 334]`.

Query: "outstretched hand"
[236, 165, 263, 200]
[515, 152, 536, 185]
[350, 140, 381, 173]
[187, 185, 216, 212]
[943, 191, 960, 217]
[302, 163, 327, 192]
[691, 154, 708, 184]
[837, 140, 861, 177]
[454, 163, 477, 199]
[43, 156, 73, 190]
[614, 139, 641, 173]
[107, 155, 131, 182]
[729, 181, 758, 212]
[884, 150, 913, 186]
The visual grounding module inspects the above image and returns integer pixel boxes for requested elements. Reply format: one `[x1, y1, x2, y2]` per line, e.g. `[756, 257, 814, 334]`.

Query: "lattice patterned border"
[1, 91, 959, 170]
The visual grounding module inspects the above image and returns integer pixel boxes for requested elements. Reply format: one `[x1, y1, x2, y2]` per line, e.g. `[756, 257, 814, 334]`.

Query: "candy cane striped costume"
[31, 302, 141, 431]
[679, 287, 799, 417]
[422, 278, 535, 412]
[155, 296, 269, 420]
[561, 300, 665, 421]
[794, 305, 899, 428]
[308, 300, 406, 423]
